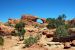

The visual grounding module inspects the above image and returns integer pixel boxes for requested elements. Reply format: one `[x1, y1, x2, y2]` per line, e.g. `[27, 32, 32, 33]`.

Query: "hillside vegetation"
[0, 14, 75, 50]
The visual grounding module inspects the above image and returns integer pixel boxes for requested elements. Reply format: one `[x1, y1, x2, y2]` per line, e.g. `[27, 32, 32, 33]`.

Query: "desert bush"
[46, 22, 56, 29]
[54, 25, 69, 39]
[15, 22, 26, 40]
[23, 36, 38, 47]
[46, 14, 66, 29]
[46, 19, 65, 29]
[15, 22, 25, 30]
[19, 28, 26, 40]
[46, 18, 55, 23]
[46, 18, 56, 29]
[64, 24, 71, 29]
[57, 14, 66, 21]
[34, 24, 39, 28]
[0, 36, 4, 46]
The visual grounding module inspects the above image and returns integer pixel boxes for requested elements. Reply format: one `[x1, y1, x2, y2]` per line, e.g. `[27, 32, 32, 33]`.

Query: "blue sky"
[0, 0, 75, 22]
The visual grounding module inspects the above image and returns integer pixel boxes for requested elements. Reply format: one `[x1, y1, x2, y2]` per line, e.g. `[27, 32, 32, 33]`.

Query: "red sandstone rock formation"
[64, 42, 71, 48]
[69, 19, 75, 26]
[8, 18, 20, 24]
[72, 40, 75, 45]
[21, 15, 46, 23]
[8, 18, 15, 24]
[21, 15, 38, 22]
[42, 30, 54, 38]
[0, 24, 14, 36]
[41, 18, 46, 23]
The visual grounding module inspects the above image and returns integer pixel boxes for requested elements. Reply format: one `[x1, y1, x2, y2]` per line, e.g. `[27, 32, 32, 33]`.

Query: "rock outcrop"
[41, 18, 46, 23]
[0, 24, 14, 36]
[21, 15, 46, 23]
[21, 15, 38, 22]
[72, 40, 75, 45]
[42, 29, 55, 38]
[8, 18, 20, 25]
[69, 28, 75, 34]
[64, 42, 71, 48]
[69, 19, 75, 25]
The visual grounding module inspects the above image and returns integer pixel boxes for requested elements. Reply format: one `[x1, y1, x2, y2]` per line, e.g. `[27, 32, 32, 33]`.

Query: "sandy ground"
[0, 36, 75, 50]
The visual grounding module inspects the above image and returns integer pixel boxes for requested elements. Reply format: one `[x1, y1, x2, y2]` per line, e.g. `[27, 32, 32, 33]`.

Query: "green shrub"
[46, 19, 65, 29]
[54, 25, 69, 39]
[46, 18, 56, 29]
[15, 22, 26, 40]
[0, 36, 4, 46]
[46, 23, 55, 29]
[15, 22, 25, 30]
[23, 36, 38, 47]
[46, 18, 55, 23]
[64, 24, 70, 29]
[46, 14, 66, 29]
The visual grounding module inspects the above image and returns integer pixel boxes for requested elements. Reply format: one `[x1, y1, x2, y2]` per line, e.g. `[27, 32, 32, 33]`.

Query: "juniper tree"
[15, 22, 26, 41]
